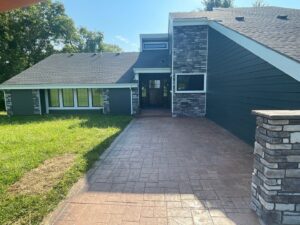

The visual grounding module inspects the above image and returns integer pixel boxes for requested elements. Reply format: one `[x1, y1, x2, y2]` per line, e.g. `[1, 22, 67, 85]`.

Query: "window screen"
[62, 89, 74, 107]
[77, 89, 89, 107]
[48, 89, 60, 107]
[92, 89, 103, 107]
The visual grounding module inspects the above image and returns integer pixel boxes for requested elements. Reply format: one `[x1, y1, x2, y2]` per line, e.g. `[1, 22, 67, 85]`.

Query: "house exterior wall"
[4, 90, 13, 116]
[131, 88, 139, 115]
[206, 27, 300, 144]
[8, 89, 39, 115]
[172, 25, 208, 117]
[6, 88, 135, 116]
[108, 88, 131, 115]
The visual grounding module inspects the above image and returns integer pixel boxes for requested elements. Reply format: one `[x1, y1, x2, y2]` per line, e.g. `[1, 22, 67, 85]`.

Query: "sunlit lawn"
[0, 113, 131, 224]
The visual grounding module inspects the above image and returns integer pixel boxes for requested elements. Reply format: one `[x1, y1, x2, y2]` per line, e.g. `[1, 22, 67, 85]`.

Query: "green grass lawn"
[0, 113, 131, 225]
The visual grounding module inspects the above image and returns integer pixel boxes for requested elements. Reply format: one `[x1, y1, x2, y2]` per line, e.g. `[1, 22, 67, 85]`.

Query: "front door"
[149, 80, 162, 107]
[140, 74, 171, 109]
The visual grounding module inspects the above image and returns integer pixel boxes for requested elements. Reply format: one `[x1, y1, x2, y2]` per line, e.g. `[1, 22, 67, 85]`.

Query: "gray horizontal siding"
[207, 27, 300, 144]
[11, 90, 34, 115]
[109, 88, 131, 115]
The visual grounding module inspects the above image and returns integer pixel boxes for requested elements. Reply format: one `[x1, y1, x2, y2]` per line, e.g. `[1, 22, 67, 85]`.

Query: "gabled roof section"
[1, 51, 170, 87]
[170, 7, 300, 64]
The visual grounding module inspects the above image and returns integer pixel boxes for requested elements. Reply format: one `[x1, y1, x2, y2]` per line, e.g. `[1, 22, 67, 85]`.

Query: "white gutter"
[0, 83, 138, 90]
[133, 68, 171, 74]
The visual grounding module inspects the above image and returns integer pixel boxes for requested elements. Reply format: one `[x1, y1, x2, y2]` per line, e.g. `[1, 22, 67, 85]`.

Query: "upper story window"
[143, 42, 168, 50]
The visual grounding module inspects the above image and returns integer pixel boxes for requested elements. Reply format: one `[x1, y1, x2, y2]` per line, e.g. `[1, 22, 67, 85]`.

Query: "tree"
[0, 0, 78, 83]
[201, 0, 234, 11]
[102, 43, 122, 53]
[0, 0, 78, 109]
[252, 0, 268, 7]
[0, 0, 121, 110]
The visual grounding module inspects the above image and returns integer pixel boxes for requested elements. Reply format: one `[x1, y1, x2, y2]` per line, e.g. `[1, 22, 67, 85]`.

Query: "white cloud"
[114, 35, 139, 51]
[115, 35, 130, 44]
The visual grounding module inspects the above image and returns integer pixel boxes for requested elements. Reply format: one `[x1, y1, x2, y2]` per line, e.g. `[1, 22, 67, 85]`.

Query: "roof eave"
[0, 83, 138, 90]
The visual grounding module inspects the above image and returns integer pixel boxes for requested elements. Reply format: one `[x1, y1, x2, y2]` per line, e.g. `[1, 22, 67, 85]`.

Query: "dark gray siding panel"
[207, 28, 300, 145]
[40, 90, 46, 114]
[109, 89, 131, 115]
[11, 90, 34, 115]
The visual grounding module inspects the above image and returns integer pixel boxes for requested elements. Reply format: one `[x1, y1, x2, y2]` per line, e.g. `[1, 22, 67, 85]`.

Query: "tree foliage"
[252, 0, 268, 7]
[201, 0, 234, 11]
[0, 0, 121, 110]
[102, 43, 122, 53]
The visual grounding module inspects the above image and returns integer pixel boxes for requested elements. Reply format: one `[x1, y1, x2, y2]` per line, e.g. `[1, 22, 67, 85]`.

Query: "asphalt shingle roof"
[3, 51, 170, 85]
[171, 7, 300, 63]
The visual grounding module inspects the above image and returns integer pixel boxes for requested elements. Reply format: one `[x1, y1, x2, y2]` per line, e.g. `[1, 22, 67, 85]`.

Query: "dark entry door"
[149, 80, 162, 106]
[140, 74, 171, 109]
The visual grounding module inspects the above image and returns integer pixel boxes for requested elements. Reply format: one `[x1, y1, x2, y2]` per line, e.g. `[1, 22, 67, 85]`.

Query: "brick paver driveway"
[51, 117, 260, 225]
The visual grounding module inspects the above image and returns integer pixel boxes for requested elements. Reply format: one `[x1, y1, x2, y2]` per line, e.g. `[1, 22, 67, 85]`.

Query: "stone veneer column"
[4, 90, 13, 116]
[172, 25, 208, 117]
[32, 89, 41, 115]
[131, 88, 139, 115]
[103, 89, 110, 114]
[251, 110, 300, 225]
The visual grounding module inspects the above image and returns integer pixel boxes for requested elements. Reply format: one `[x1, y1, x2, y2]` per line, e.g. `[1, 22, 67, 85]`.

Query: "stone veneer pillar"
[4, 90, 13, 116]
[103, 89, 110, 114]
[131, 88, 139, 115]
[172, 25, 208, 117]
[32, 89, 41, 115]
[251, 110, 300, 225]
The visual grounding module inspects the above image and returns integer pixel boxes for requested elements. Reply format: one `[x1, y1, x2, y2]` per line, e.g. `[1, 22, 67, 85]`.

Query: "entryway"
[139, 74, 171, 109]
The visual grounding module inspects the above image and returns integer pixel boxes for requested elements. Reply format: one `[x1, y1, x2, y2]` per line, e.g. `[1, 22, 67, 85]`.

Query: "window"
[77, 89, 89, 107]
[92, 89, 103, 107]
[48, 89, 60, 107]
[142, 86, 147, 97]
[163, 81, 169, 97]
[143, 42, 168, 50]
[62, 89, 74, 107]
[149, 80, 161, 89]
[176, 73, 206, 93]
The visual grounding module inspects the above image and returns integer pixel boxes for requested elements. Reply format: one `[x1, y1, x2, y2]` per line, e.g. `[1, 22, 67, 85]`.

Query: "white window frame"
[175, 73, 207, 94]
[45, 88, 103, 111]
[143, 42, 169, 51]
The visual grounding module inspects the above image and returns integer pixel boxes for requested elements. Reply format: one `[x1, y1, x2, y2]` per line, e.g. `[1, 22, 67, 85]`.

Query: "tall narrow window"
[77, 89, 89, 107]
[48, 89, 60, 107]
[62, 89, 74, 107]
[92, 89, 103, 107]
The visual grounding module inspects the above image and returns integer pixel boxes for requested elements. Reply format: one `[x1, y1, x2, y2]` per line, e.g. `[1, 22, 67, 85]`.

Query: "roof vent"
[68, 53, 74, 57]
[115, 52, 121, 56]
[235, 16, 245, 22]
[92, 53, 97, 57]
[277, 15, 288, 20]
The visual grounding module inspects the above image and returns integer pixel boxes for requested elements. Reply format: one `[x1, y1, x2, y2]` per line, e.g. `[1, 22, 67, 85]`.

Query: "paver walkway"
[51, 117, 260, 225]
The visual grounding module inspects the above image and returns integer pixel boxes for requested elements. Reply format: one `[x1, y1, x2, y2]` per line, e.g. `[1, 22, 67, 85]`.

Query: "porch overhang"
[133, 68, 171, 74]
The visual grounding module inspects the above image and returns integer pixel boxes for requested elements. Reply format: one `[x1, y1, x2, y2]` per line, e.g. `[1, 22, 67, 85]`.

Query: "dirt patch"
[9, 154, 76, 195]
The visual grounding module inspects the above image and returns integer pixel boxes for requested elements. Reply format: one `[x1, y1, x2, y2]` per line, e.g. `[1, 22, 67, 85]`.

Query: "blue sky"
[59, 0, 300, 52]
